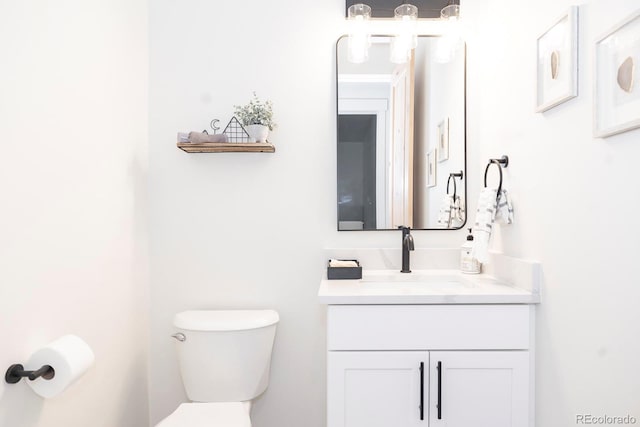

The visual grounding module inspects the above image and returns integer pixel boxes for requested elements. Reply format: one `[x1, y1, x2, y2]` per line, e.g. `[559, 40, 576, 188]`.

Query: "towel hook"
[484, 155, 509, 198]
[447, 171, 463, 199]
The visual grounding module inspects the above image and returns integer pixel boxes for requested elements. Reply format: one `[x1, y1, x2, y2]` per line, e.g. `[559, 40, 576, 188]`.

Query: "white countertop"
[318, 269, 540, 305]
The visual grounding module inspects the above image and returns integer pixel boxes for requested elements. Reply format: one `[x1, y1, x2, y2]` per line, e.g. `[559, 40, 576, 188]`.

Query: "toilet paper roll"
[25, 335, 95, 398]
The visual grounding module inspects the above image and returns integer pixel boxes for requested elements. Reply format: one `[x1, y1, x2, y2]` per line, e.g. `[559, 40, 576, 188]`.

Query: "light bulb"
[436, 3, 463, 63]
[391, 4, 418, 64]
[347, 4, 372, 64]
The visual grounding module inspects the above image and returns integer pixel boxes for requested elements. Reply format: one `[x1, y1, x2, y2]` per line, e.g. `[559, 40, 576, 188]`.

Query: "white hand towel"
[471, 188, 497, 263]
[451, 195, 465, 227]
[471, 188, 514, 263]
[437, 194, 465, 228]
[437, 194, 454, 228]
[495, 189, 514, 224]
[188, 132, 229, 144]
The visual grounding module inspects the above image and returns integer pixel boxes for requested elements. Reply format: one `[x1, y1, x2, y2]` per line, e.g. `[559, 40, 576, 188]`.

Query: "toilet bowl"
[156, 402, 251, 427]
[156, 310, 279, 426]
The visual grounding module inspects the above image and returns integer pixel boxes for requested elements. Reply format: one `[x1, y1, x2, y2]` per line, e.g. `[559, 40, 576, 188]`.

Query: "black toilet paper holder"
[5, 364, 55, 384]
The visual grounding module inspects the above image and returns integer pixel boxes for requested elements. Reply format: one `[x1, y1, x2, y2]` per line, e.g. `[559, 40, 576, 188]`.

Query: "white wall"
[463, 0, 640, 424]
[148, 2, 337, 425]
[149, 1, 459, 426]
[150, 1, 640, 427]
[0, 1, 149, 426]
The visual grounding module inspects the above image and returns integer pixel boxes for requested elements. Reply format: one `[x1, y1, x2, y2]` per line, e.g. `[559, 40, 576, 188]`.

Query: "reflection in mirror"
[337, 36, 466, 231]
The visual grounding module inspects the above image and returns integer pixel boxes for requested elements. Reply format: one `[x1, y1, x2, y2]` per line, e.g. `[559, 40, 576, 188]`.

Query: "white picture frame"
[426, 149, 437, 188]
[536, 6, 579, 112]
[437, 118, 449, 162]
[594, 9, 640, 138]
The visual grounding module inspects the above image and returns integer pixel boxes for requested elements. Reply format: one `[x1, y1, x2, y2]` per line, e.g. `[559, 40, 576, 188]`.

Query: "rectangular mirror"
[337, 35, 466, 231]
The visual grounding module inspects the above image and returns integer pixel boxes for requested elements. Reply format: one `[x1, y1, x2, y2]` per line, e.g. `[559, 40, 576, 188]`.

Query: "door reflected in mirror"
[337, 35, 466, 231]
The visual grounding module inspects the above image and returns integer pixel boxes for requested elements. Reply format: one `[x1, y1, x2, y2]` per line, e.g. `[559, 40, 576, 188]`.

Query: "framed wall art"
[427, 149, 437, 188]
[536, 6, 579, 112]
[594, 9, 640, 137]
[437, 118, 449, 162]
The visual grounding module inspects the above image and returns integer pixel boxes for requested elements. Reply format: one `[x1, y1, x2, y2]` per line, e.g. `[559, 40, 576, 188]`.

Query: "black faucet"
[399, 226, 415, 273]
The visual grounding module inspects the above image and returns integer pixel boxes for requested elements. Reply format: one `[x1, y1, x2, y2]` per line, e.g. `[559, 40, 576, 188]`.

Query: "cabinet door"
[328, 351, 428, 427]
[429, 351, 530, 427]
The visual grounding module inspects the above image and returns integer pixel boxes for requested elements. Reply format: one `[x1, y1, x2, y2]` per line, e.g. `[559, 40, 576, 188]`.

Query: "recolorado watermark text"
[576, 414, 637, 425]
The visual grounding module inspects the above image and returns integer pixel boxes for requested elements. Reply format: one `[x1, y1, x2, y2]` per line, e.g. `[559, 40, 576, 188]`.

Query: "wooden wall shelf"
[177, 142, 275, 153]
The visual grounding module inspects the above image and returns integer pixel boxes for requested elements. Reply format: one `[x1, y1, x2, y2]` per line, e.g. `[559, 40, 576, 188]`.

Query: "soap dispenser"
[461, 228, 481, 274]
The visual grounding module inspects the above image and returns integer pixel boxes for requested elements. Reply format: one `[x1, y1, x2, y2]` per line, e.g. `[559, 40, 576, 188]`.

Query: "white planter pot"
[245, 124, 269, 143]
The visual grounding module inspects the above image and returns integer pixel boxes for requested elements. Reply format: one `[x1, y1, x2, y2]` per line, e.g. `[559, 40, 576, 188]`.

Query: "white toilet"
[157, 309, 279, 427]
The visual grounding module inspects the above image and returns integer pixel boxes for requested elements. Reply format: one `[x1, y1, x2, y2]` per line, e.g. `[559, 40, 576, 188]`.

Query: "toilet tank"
[173, 310, 279, 402]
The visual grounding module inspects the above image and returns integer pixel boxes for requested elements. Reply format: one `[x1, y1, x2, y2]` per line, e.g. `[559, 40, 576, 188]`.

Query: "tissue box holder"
[327, 260, 362, 280]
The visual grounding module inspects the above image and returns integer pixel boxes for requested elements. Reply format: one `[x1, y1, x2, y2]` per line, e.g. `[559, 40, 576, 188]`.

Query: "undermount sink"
[318, 267, 538, 304]
[361, 272, 468, 284]
[359, 270, 473, 292]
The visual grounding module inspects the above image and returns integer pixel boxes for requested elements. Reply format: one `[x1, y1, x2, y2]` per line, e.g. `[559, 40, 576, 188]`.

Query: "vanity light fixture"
[347, 3, 372, 63]
[390, 3, 419, 64]
[345, 1, 460, 64]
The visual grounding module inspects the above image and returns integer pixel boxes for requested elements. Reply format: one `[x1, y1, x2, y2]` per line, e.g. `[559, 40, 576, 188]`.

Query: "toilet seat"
[156, 402, 251, 427]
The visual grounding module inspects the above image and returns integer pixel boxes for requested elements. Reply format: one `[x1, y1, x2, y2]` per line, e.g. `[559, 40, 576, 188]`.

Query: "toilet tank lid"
[174, 310, 279, 332]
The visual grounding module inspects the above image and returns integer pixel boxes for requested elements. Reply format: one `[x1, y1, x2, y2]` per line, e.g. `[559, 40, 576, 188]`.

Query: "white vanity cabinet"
[328, 351, 428, 427]
[427, 351, 529, 427]
[326, 304, 534, 427]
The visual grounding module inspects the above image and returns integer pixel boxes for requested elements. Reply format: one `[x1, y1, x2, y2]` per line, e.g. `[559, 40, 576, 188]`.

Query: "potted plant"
[234, 93, 276, 143]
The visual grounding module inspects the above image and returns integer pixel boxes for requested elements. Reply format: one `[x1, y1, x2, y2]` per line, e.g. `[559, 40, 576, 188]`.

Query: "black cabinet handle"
[437, 361, 442, 420]
[419, 362, 424, 420]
